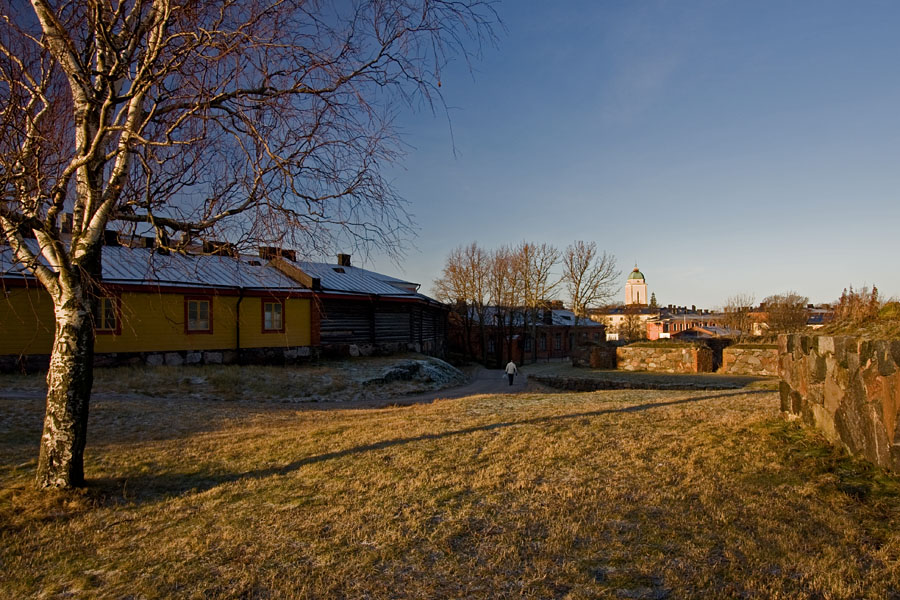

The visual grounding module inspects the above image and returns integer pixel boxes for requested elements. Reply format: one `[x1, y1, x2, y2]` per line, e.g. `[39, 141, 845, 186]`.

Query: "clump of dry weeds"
[2, 385, 900, 598]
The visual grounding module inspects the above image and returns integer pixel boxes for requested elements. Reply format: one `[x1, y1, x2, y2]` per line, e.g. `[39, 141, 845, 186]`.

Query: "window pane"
[188, 300, 210, 331]
[264, 302, 283, 330]
[103, 299, 116, 330]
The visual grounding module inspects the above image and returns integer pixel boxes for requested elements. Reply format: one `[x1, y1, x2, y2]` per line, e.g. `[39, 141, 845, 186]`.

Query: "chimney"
[203, 240, 237, 257]
[543, 309, 553, 325]
[259, 247, 296, 262]
[103, 230, 121, 246]
[337, 253, 351, 267]
[268, 256, 321, 291]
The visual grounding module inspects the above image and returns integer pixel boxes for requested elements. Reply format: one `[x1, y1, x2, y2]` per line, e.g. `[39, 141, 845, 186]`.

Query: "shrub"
[833, 285, 880, 326]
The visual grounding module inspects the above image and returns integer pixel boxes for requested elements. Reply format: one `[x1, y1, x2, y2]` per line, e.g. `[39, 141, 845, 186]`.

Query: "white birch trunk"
[36, 261, 98, 488]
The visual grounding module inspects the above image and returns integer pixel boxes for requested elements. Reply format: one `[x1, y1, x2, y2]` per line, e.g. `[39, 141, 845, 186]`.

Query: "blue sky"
[368, 0, 900, 309]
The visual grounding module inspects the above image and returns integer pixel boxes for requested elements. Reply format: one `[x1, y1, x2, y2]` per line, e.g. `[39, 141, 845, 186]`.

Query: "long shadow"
[91, 389, 774, 505]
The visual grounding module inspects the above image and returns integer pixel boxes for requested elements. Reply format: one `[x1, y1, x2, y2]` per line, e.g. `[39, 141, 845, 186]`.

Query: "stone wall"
[616, 344, 713, 374]
[0, 346, 317, 373]
[779, 334, 900, 472]
[720, 345, 779, 376]
[570, 343, 617, 369]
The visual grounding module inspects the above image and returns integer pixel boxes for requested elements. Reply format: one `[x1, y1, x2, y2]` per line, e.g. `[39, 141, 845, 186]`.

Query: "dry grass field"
[2, 364, 900, 598]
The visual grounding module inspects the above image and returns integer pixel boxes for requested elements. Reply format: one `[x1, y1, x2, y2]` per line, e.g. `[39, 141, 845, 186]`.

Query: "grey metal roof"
[0, 243, 302, 290]
[290, 259, 429, 299]
[102, 246, 304, 290]
[0, 243, 437, 302]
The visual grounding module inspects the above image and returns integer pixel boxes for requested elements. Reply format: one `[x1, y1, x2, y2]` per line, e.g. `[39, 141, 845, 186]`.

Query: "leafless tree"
[562, 240, 618, 326]
[761, 291, 809, 334]
[1, 0, 497, 488]
[486, 244, 521, 364]
[433, 242, 490, 361]
[618, 309, 647, 342]
[513, 241, 560, 362]
[722, 292, 756, 338]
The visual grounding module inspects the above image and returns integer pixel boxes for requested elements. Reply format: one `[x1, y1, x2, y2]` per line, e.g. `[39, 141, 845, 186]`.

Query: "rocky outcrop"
[616, 344, 713, 374]
[720, 345, 779, 376]
[779, 334, 900, 471]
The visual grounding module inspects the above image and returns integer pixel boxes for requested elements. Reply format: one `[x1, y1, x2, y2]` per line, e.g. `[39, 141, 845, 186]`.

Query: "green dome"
[628, 267, 645, 280]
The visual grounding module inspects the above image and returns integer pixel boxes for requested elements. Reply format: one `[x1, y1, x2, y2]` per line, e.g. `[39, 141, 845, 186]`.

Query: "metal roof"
[0, 243, 302, 290]
[1, 243, 435, 302]
[290, 259, 429, 299]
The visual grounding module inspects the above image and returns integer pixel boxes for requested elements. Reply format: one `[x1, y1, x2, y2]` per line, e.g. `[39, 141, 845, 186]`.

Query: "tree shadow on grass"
[91, 389, 775, 505]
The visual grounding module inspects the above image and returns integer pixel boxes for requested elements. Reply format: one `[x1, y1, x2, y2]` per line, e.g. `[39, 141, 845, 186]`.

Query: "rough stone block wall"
[779, 334, 900, 472]
[720, 346, 779, 376]
[615, 345, 713, 373]
[590, 346, 617, 369]
[571, 344, 617, 369]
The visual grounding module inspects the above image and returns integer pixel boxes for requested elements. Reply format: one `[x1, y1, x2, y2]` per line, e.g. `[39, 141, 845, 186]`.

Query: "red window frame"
[261, 298, 286, 333]
[94, 295, 122, 335]
[184, 296, 213, 334]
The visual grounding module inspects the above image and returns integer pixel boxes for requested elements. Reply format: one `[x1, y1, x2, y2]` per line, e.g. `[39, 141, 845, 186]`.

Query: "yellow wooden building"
[1, 242, 447, 371]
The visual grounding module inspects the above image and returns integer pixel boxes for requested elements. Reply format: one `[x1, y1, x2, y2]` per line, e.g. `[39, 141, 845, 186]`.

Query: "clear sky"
[364, 0, 900, 309]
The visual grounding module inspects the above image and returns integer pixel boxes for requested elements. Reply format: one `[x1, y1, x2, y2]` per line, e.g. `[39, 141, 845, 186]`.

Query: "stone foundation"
[720, 345, 779, 376]
[0, 346, 316, 373]
[616, 344, 713, 374]
[779, 334, 900, 472]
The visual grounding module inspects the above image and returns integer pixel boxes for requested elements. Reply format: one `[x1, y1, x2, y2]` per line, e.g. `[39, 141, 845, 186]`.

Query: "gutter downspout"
[236, 287, 245, 364]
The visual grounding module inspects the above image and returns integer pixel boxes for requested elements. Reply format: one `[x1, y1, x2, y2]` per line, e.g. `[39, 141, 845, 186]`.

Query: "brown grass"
[2, 375, 900, 598]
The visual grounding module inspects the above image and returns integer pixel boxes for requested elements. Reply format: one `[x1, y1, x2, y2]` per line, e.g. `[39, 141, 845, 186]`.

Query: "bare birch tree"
[1, 0, 496, 488]
[562, 240, 618, 326]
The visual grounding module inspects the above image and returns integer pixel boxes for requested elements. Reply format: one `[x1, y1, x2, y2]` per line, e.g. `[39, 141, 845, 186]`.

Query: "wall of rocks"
[0, 346, 318, 373]
[570, 343, 617, 369]
[615, 344, 713, 374]
[720, 345, 779, 376]
[779, 334, 900, 472]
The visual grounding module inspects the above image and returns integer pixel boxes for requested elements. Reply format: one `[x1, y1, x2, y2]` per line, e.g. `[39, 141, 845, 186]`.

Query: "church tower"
[625, 266, 648, 307]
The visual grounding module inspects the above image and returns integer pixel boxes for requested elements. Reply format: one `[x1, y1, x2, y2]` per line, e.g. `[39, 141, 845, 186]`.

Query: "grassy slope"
[2, 375, 900, 598]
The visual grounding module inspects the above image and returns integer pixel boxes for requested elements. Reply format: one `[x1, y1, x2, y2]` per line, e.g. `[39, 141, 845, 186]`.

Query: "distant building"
[625, 266, 648, 307]
[448, 307, 605, 366]
[646, 310, 726, 340]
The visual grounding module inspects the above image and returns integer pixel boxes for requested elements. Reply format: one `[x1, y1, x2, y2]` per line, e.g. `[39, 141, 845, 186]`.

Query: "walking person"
[505, 360, 518, 386]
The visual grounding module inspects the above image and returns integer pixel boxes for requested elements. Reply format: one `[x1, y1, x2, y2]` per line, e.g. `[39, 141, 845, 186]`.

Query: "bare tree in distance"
[1, 0, 497, 489]
[433, 244, 475, 359]
[486, 245, 521, 364]
[514, 241, 561, 363]
[618, 309, 647, 342]
[562, 241, 618, 326]
[762, 292, 809, 335]
[722, 292, 756, 338]
[432, 242, 490, 361]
